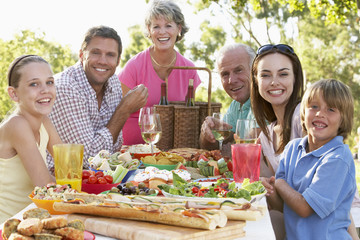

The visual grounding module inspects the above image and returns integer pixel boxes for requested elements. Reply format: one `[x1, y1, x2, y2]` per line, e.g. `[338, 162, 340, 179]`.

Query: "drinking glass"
[138, 107, 155, 129]
[53, 144, 84, 191]
[212, 113, 231, 151]
[235, 119, 258, 143]
[140, 113, 162, 155]
[232, 119, 261, 182]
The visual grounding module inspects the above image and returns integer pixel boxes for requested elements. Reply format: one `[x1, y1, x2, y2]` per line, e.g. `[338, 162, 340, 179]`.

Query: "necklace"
[150, 51, 176, 68]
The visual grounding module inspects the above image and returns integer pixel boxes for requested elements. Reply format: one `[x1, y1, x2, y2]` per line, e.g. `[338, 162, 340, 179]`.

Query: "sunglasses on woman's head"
[256, 44, 295, 55]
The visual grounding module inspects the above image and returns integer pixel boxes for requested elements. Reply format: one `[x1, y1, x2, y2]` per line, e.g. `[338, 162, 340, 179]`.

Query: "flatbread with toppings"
[53, 193, 227, 230]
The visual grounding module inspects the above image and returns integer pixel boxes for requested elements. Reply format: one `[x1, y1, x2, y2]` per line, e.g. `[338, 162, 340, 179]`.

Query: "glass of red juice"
[231, 143, 261, 182]
[232, 119, 261, 182]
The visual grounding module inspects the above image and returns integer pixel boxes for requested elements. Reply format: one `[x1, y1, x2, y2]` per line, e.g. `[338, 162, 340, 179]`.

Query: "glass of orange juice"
[53, 144, 84, 192]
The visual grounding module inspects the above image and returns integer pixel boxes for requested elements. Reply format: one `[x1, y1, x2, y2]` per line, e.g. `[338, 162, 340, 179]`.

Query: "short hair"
[250, 46, 304, 153]
[81, 26, 122, 59]
[144, 0, 189, 42]
[7, 55, 49, 88]
[300, 79, 354, 140]
[216, 43, 256, 72]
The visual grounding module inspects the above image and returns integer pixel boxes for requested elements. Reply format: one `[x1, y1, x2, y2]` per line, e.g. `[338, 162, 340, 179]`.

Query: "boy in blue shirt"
[263, 79, 356, 239]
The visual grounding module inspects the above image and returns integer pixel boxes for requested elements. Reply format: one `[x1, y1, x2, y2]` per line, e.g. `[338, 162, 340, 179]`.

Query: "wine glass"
[212, 113, 232, 151]
[138, 107, 155, 129]
[140, 113, 162, 155]
[235, 119, 258, 143]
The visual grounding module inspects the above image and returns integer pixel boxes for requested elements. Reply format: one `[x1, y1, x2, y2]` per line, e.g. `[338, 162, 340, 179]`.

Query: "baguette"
[125, 195, 267, 221]
[53, 201, 226, 230]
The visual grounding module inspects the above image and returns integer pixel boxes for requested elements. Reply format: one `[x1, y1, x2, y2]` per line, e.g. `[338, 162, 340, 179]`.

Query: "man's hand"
[199, 116, 233, 150]
[201, 116, 217, 143]
[121, 84, 148, 114]
[106, 84, 148, 143]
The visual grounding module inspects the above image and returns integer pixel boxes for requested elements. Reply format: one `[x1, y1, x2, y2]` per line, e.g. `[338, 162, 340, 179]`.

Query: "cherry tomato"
[95, 171, 104, 178]
[88, 175, 97, 184]
[82, 170, 91, 180]
[97, 177, 107, 184]
[82, 178, 89, 184]
[104, 175, 113, 184]
[191, 186, 199, 194]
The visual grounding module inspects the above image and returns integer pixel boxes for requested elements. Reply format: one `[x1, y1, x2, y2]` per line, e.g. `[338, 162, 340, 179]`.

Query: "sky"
[1, 0, 205, 53]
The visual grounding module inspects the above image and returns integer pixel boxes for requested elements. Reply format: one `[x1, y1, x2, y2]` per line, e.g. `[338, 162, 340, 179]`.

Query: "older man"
[47, 26, 148, 171]
[200, 43, 256, 150]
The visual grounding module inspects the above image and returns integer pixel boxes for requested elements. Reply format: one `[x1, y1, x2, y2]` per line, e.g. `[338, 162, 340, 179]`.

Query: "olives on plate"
[109, 182, 156, 196]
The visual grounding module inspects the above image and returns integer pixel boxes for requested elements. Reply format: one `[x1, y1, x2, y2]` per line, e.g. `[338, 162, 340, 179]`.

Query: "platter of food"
[28, 183, 78, 215]
[158, 174, 266, 204]
[122, 144, 161, 159]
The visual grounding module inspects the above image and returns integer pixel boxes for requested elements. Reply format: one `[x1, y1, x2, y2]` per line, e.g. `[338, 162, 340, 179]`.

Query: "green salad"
[158, 173, 265, 201]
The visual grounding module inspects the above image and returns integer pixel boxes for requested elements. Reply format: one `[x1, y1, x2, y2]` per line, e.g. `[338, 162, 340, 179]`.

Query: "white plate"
[161, 190, 266, 204]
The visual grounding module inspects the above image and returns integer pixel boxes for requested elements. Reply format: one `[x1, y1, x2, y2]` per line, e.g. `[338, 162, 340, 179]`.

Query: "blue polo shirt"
[276, 136, 356, 240]
[224, 99, 253, 132]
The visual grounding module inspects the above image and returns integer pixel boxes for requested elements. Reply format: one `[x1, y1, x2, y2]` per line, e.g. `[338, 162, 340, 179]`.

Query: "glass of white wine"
[140, 113, 162, 155]
[138, 107, 155, 129]
[235, 119, 258, 143]
[212, 113, 232, 151]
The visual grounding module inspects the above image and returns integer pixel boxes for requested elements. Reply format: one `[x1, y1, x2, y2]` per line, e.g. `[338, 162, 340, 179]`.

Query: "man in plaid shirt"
[47, 26, 148, 172]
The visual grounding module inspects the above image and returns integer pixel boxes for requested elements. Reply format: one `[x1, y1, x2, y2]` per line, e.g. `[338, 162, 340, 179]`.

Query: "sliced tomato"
[104, 175, 113, 184]
[182, 210, 201, 218]
[88, 175, 97, 184]
[95, 171, 104, 178]
[82, 170, 91, 180]
[227, 161, 233, 172]
[97, 177, 107, 184]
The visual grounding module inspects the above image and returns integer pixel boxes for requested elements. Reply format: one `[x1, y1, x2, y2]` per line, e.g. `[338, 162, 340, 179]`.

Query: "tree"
[0, 30, 77, 120]
[189, 0, 360, 150]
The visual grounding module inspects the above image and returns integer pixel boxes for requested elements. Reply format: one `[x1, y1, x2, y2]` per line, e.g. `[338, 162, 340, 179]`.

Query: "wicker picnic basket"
[155, 66, 222, 151]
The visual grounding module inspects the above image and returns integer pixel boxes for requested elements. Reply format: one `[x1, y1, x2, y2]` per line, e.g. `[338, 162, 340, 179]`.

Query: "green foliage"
[0, 30, 77, 121]
[189, 21, 226, 70]
[120, 25, 152, 67]
[295, 16, 360, 150]
[195, 86, 232, 114]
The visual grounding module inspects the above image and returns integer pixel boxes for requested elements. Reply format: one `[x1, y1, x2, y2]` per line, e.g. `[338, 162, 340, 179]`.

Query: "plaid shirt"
[47, 62, 123, 172]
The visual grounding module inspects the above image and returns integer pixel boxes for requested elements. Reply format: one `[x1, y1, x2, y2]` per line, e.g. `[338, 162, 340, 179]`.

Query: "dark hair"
[7, 55, 49, 88]
[81, 26, 122, 58]
[144, 0, 189, 42]
[250, 47, 304, 153]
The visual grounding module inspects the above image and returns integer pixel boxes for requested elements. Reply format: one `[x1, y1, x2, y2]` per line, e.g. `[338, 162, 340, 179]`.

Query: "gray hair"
[216, 43, 256, 71]
[144, 0, 189, 42]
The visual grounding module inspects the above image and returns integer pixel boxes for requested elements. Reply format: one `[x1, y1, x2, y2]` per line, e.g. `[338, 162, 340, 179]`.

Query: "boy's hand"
[261, 176, 276, 196]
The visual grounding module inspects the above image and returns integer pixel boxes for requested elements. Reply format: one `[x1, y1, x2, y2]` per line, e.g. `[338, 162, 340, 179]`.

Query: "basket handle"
[167, 66, 212, 116]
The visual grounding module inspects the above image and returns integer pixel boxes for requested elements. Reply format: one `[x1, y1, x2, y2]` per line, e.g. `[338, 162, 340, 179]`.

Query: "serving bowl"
[143, 163, 177, 171]
[81, 183, 119, 194]
[28, 194, 69, 215]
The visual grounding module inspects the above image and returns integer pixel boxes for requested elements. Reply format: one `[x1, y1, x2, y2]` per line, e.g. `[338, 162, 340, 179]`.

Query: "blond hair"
[300, 79, 354, 140]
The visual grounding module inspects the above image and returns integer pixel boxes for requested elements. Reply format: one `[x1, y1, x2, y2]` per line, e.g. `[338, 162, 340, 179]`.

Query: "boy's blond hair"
[300, 79, 354, 140]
